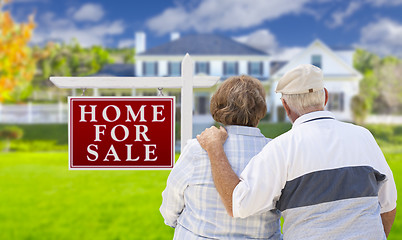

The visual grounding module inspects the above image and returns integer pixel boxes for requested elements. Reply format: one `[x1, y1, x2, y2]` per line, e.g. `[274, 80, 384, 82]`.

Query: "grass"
[0, 152, 174, 240]
[1, 151, 402, 239]
[385, 153, 402, 239]
[1, 123, 402, 239]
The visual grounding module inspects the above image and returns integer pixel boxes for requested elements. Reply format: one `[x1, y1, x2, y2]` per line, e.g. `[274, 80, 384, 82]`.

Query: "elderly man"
[197, 64, 397, 239]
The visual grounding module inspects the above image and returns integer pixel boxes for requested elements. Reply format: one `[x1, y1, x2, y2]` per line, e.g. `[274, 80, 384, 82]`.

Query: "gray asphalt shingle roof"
[139, 34, 269, 56]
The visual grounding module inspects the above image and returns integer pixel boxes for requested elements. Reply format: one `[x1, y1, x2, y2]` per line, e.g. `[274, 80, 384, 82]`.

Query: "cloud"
[232, 28, 303, 61]
[118, 39, 135, 48]
[73, 3, 105, 22]
[31, 7, 125, 47]
[358, 18, 402, 57]
[328, 1, 361, 28]
[233, 29, 278, 53]
[366, 0, 402, 6]
[271, 47, 304, 61]
[146, 0, 312, 35]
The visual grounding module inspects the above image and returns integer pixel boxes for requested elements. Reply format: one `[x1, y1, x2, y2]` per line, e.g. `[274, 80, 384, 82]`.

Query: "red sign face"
[68, 97, 175, 170]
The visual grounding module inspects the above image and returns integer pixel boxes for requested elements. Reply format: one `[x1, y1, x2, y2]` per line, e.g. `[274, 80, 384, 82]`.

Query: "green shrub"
[10, 140, 68, 152]
[365, 124, 394, 142]
[0, 125, 24, 140]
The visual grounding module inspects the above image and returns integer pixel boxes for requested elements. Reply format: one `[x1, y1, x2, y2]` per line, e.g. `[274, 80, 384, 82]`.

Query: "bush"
[0, 126, 24, 152]
[10, 140, 67, 152]
[365, 124, 394, 142]
[0, 125, 24, 140]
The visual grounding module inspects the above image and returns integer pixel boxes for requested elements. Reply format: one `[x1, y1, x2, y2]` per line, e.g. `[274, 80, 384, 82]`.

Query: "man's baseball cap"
[275, 64, 324, 94]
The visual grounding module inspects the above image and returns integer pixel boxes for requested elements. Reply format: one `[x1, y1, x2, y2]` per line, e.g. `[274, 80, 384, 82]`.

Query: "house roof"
[93, 64, 135, 76]
[270, 61, 288, 75]
[139, 34, 269, 56]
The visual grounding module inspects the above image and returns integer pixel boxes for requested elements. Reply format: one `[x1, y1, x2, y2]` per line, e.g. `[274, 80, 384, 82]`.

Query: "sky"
[6, 0, 402, 59]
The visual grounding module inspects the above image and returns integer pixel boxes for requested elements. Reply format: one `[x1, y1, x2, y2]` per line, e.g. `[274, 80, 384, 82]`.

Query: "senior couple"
[160, 64, 397, 239]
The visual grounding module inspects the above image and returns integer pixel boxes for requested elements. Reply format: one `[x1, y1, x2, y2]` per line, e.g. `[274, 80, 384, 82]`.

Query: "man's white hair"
[281, 89, 325, 116]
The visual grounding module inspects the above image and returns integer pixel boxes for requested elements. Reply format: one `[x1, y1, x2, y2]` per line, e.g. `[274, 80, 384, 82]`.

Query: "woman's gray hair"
[281, 89, 325, 116]
[210, 75, 267, 127]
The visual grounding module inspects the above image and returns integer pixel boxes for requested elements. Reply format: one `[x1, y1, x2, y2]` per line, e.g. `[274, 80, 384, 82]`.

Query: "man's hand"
[197, 126, 228, 152]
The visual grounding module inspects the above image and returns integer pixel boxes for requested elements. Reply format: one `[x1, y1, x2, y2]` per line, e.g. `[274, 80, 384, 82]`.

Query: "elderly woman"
[160, 75, 282, 239]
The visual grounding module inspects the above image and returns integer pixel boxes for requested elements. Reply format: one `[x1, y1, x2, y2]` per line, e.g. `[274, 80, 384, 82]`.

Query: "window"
[311, 55, 322, 69]
[195, 95, 209, 115]
[168, 62, 181, 76]
[223, 62, 237, 75]
[327, 93, 344, 111]
[143, 62, 157, 76]
[248, 62, 263, 76]
[195, 62, 209, 74]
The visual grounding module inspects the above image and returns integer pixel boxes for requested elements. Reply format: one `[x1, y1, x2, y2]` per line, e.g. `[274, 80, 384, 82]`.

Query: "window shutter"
[206, 62, 210, 75]
[142, 62, 146, 76]
[168, 62, 171, 76]
[195, 62, 199, 74]
[179, 63, 182, 75]
[248, 62, 251, 75]
[223, 62, 227, 75]
[260, 62, 263, 76]
[328, 94, 333, 111]
[155, 62, 158, 76]
[340, 93, 344, 111]
[235, 62, 239, 75]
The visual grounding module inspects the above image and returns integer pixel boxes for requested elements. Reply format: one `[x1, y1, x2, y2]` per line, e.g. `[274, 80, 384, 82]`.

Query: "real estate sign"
[68, 97, 175, 170]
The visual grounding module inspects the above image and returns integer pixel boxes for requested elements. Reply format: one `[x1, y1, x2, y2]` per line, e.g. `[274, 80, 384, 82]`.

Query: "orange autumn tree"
[0, 0, 35, 102]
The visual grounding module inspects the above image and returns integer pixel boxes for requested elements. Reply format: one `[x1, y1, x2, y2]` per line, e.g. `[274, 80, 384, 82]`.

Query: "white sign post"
[50, 54, 220, 151]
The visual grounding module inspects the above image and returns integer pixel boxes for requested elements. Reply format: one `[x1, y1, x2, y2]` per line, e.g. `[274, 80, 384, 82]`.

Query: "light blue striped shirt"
[160, 125, 282, 239]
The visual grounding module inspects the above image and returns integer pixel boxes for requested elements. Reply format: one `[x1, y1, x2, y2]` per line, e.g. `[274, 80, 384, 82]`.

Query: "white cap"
[275, 64, 324, 94]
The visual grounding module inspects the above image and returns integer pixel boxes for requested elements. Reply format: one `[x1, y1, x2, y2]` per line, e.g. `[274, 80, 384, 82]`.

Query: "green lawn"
[0, 152, 174, 240]
[1, 122, 402, 239]
[1, 151, 402, 239]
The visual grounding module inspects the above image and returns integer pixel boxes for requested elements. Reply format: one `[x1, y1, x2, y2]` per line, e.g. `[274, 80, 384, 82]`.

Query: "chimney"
[135, 32, 146, 54]
[170, 32, 180, 41]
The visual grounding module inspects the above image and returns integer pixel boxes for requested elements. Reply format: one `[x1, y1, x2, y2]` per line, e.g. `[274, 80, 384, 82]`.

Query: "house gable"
[272, 39, 362, 80]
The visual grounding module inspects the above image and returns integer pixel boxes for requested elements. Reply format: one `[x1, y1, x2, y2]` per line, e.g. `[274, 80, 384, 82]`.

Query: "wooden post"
[58, 101, 63, 123]
[27, 102, 32, 123]
[181, 53, 194, 151]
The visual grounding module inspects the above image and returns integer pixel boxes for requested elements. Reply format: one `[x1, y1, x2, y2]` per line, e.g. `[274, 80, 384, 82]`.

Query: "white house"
[270, 39, 363, 122]
[135, 32, 271, 117]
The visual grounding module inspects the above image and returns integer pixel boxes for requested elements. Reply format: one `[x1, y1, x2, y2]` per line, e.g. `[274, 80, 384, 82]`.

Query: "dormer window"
[311, 55, 322, 69]
[196, 62, 209, 74]
[143, 62, 158, 76]
[248, 62, 263, 76]
[223, 62, 238, 76]
[168, 62, 181, 76]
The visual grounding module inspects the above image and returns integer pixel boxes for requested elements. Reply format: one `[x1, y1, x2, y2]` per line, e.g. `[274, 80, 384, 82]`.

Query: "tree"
[374, 60, 402, 114]
[351, 95, 369, 125]
[0, 0, 36, 102]
[32, 40, 114, 90]
[353, 48, 402, 121]
[0, 125, 23, 152]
